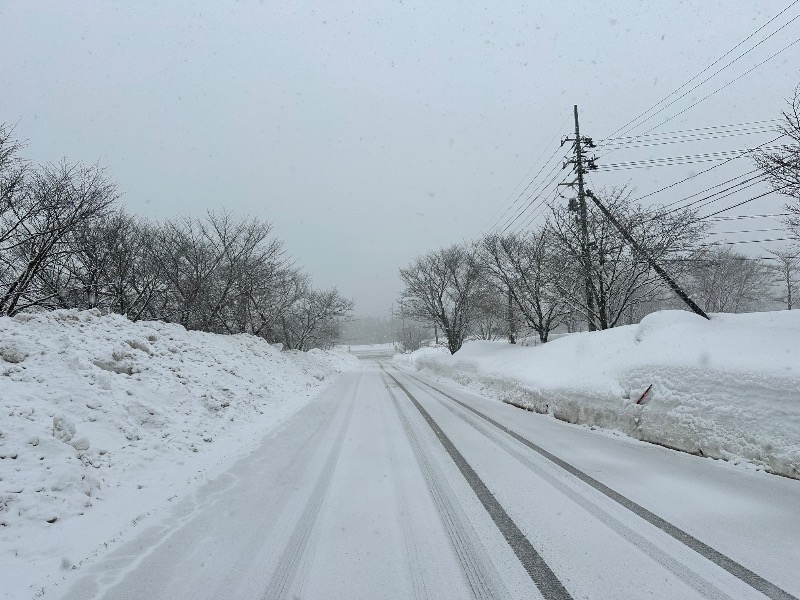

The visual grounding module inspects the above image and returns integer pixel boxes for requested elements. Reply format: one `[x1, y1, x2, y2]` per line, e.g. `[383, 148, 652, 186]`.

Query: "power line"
[700, 237, 795, 246]
[706, 212, 790, 221]
[698, 186, 788, 220]
[665, 255, 799, 262]
[597, 146, 785, 170]
[598, 127, 778, 151]
[626, 35, 800, 144]
[598, 159, 749, 171]
[665, 176, 767, 216]
[485, 110, 572, 233]
[602, 0, 800, 141]
[660, 169, 762, 209]
[624, 136, 783, 205]
[496, 161, 566, 233]
[490, 147, 569, 232]
[707, 228, 788, 235]
[512, 174, 571, 234]
[601, 119, 780, 142]
[507, 185, 557, 233]
[500, 166, 567, 233]
[631, 172, 776, 228]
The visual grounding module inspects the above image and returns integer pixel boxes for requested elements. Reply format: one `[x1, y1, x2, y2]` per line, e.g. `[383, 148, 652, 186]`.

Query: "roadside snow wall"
[395, 310, 800, 479]
[0, 309, 358, 532]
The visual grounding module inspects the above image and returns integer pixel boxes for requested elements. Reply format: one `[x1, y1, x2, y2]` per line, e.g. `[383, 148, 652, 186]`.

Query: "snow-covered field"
[0, 309, 358, 599]
[395, 310, 800, 479]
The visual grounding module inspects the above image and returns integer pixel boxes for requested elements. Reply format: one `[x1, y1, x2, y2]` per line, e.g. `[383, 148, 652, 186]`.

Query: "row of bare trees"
[0, 126, 352, 350]
[399, 189, 702, 353]
[399, 87, 800, 355]
[400, 188, 796, 354]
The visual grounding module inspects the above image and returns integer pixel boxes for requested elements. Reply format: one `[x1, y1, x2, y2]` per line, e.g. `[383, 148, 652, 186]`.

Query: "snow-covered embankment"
[395, 310, 800, 479]
[0, 309, 358, 597]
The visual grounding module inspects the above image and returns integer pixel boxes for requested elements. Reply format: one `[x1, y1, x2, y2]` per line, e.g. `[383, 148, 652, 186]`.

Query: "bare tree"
[149, 211, 286, 333]
[754, 85, 800, 240]
[281, 287, 354, 350]
[686, 247, 773, 313]
[0, 126, 351, 349]
[549, 187, 705, 329]
[149, 216, 217, 328]
[198, 211, 287, 334]
[0, 126, 30, 255]
[767, 246, 799, 310]
[480, 229, 570, 342]
[398, 320, 429, 352]
[111, 220, 168, 321]
[388, 302, 433, 352]
[398, 244, 482, 354]
[241, 261, 307, 339]
[0, 161, 117, 316]
[469, 284, 505, 341]
[43, 211, 167, 319]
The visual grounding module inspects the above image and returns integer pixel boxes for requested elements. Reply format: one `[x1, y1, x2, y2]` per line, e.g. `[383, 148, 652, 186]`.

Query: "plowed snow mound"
[0, 309, 358, 533]
[396, 310, 800, 478]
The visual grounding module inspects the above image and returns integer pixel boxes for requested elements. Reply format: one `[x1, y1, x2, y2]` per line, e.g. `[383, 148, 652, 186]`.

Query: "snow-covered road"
[53, 362, 800, 600]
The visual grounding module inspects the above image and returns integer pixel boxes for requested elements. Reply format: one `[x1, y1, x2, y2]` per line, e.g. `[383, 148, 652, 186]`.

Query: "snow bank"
[396, 310, 800, 478]
[0, 309, 358, 597]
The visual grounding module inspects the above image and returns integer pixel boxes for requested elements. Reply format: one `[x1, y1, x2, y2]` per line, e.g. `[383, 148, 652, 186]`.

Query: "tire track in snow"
[383, 378, 513, 600]
[260, 376, 359, 600]
[395, 366, 798, 600]
[379, 381, 430, 600]
[399, 369, 742, 600]
[206, 373, 361, 600]
[384, 371, 570, 600]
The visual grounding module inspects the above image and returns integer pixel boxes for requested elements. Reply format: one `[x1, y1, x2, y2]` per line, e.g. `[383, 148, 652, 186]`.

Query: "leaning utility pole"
[584, 190, 710, 320]
[562, 105, 598, 331]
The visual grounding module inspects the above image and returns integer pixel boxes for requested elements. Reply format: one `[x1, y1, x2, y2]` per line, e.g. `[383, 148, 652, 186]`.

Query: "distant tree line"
[342, 310, 435, 351]
[0, 126, 353, 350]
[399, 88, 800, 355]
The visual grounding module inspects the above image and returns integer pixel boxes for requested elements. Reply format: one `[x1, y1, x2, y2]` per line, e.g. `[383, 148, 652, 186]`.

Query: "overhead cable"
[601, 0, 800, 142]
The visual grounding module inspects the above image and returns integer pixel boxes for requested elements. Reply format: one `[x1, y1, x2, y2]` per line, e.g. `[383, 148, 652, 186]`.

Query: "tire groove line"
[402, 369, 740, 600]
[261, 370, 361, 600]
[379, 378, 430, 600]
[392, 364, 797, 600]
[210, 391, 346, 599]
[383, 375, 511, 600]
[382, 367, 573, 600]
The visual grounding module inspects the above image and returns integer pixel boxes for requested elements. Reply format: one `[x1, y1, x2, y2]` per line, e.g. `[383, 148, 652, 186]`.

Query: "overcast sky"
[1, 1, 798, 314]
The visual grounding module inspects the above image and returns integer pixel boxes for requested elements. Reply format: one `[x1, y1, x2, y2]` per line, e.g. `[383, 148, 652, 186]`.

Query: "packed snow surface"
[0, 309, 358, 598]
[395, 310, 800, 478]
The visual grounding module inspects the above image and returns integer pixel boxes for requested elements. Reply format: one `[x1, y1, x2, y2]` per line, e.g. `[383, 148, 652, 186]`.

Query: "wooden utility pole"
[585, 190, 710, 320]
[390, 302, 395, 347]
[507, 286, 516, 344]
[562, 105, 598, 331]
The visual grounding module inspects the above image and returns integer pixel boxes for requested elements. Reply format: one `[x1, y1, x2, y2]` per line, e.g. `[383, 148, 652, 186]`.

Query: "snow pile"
[396, 310, 800, 478]
[0, 310, 357, 568]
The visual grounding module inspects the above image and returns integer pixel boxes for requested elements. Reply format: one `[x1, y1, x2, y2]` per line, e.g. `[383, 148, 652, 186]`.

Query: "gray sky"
[2, 1, 798, 314]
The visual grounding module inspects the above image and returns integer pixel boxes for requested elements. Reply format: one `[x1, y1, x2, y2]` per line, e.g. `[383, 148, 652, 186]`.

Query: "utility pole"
[562, 105, 598, 331]
[507, 286, 516, 344]
[400, 302, 406, 347]
[584, 190, 710, 320]
[390, 303, 395, 348]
